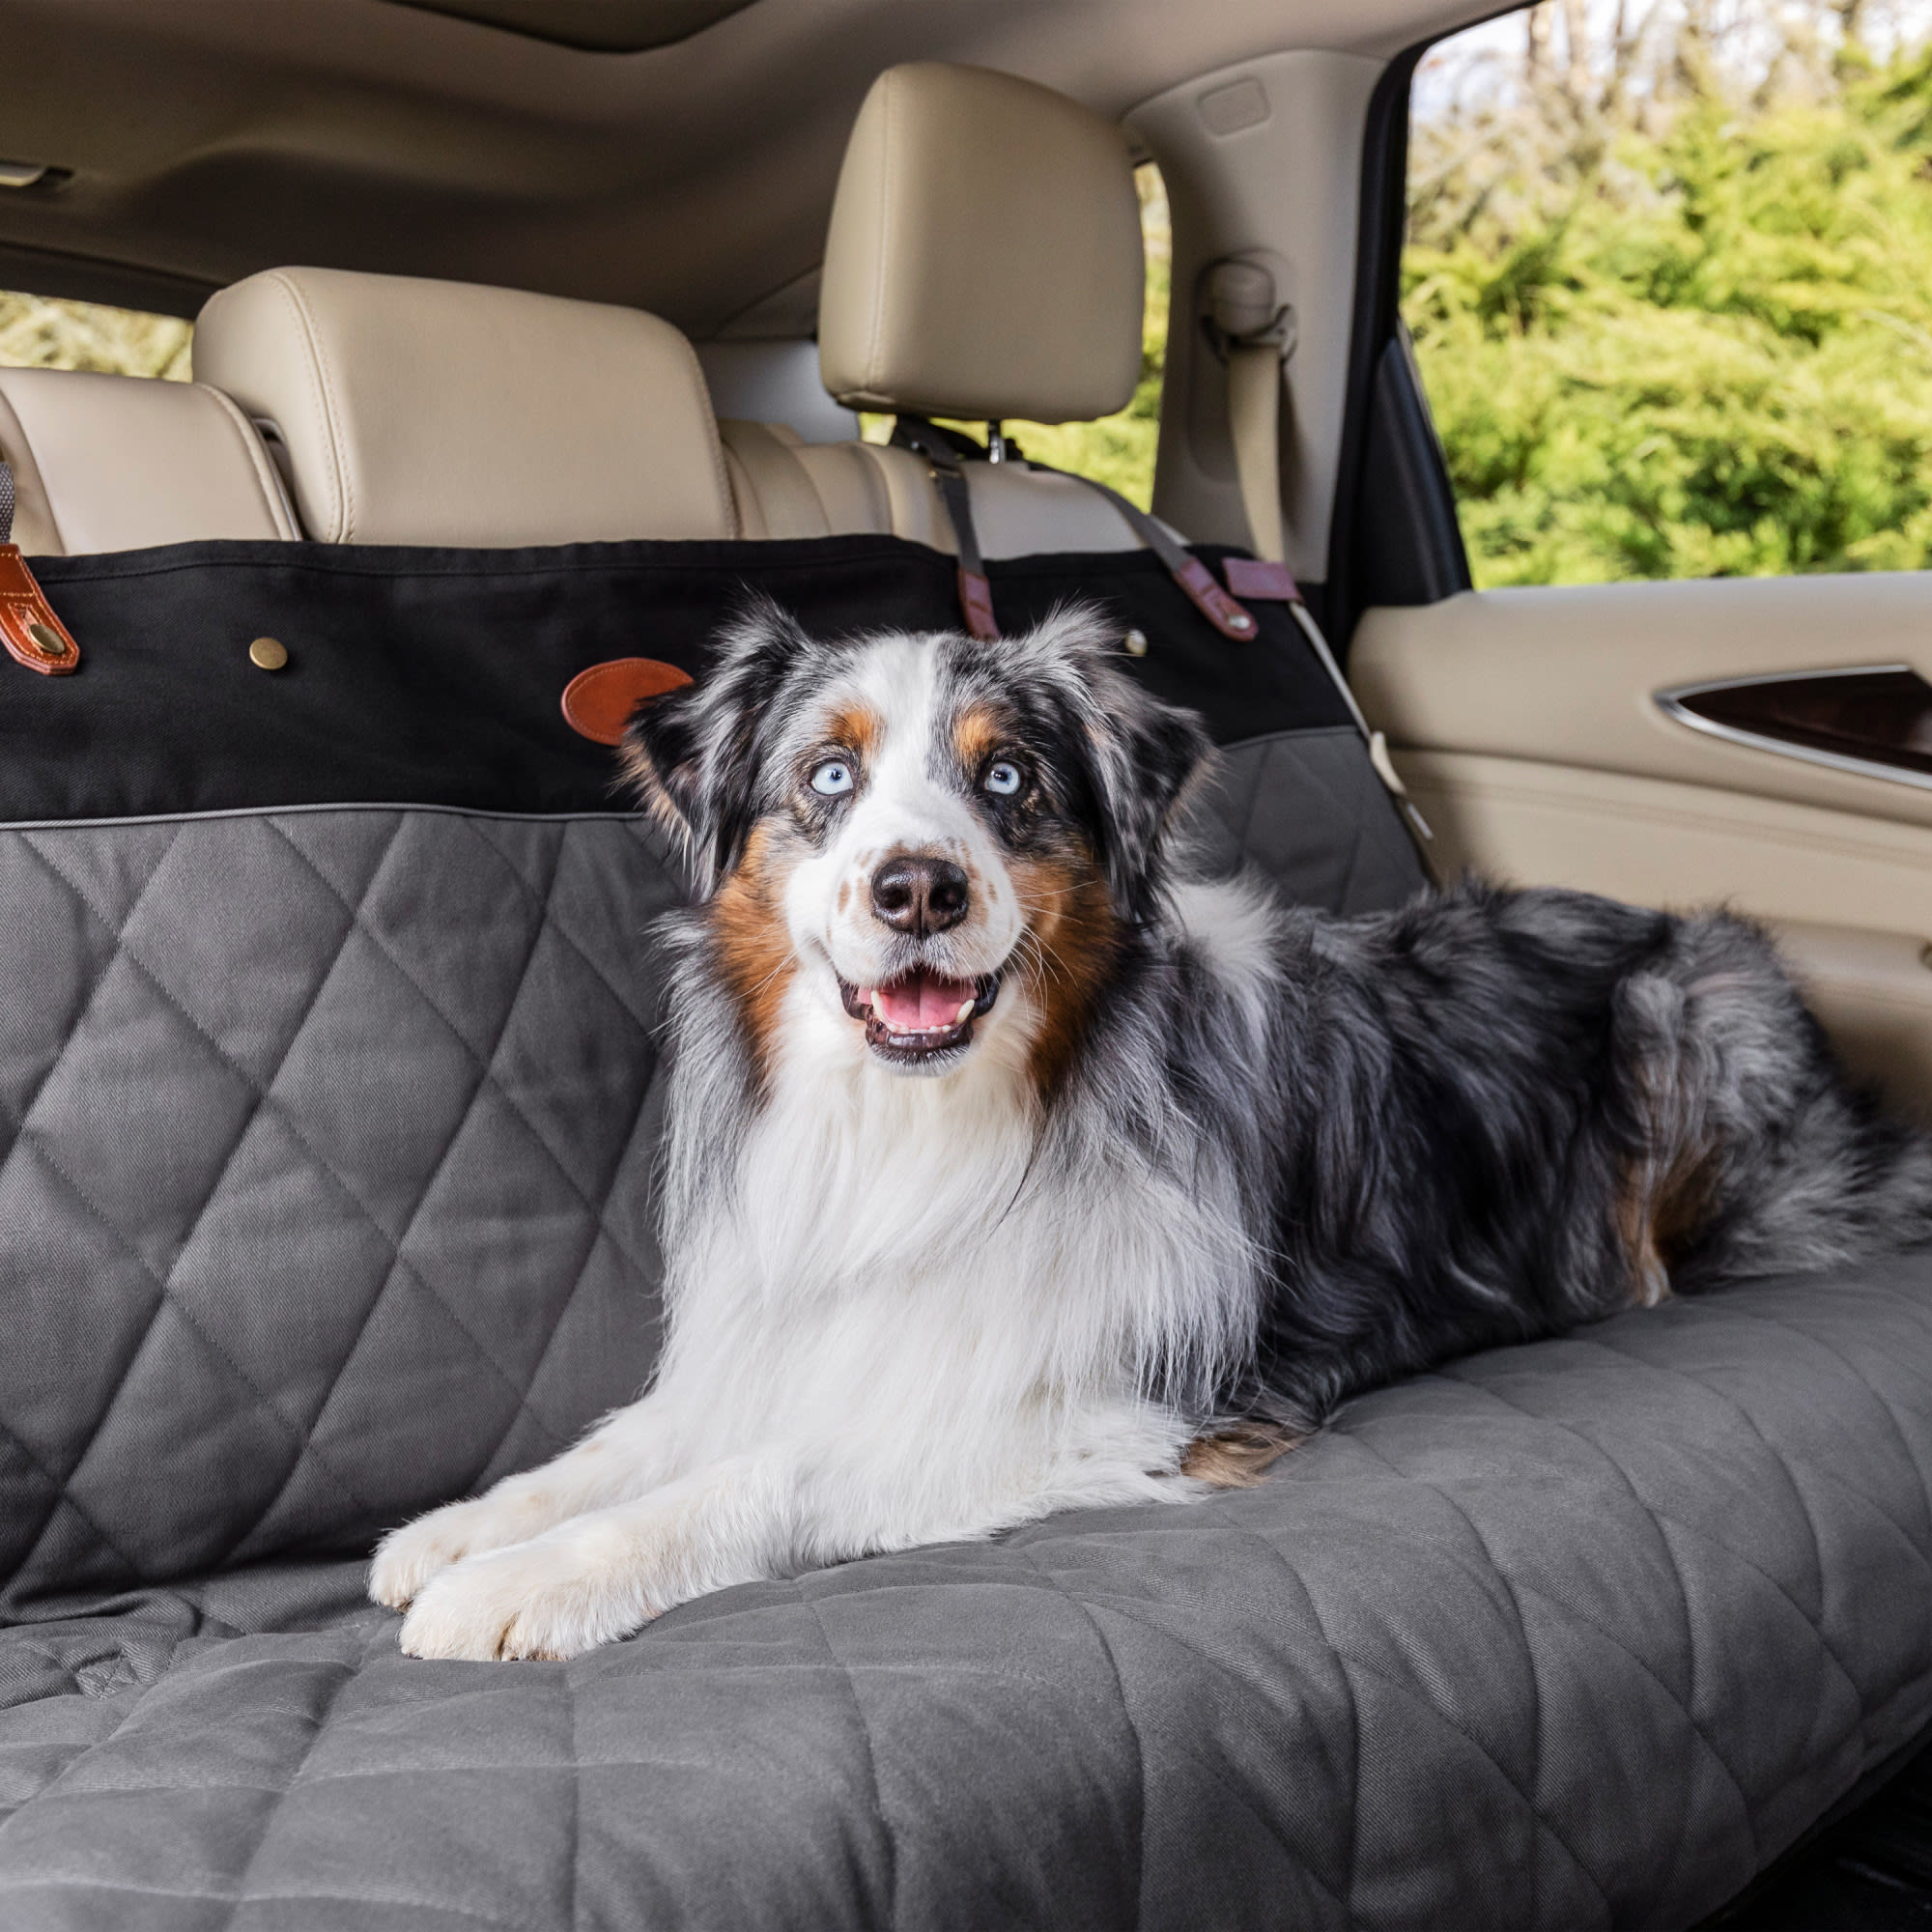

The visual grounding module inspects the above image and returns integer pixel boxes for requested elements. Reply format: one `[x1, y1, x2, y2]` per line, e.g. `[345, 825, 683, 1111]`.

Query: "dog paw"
[396, 1531, 652, 1662]
[369, 1498, 501, 1610]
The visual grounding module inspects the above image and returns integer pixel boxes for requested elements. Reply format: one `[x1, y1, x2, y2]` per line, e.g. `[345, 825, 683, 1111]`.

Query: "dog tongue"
[875, 971, 972, 1031]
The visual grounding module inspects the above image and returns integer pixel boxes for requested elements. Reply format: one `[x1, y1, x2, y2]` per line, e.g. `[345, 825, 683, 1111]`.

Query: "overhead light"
[0, 160, 48, 190]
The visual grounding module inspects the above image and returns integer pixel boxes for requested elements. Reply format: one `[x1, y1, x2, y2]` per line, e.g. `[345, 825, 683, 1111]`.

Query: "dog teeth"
[953, 996, 975, 1024]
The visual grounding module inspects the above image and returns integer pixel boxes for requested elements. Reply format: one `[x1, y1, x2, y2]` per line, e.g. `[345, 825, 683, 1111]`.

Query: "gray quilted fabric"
[0, 807, 679, 1607]
[1, 1262, 1930, 1928]
[1184, 725, 1428, 914]
[3, 782, 1927, 1928]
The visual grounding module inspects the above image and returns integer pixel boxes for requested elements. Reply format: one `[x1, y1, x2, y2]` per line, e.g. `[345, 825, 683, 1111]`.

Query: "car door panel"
[1352, 575, 1932, 1109]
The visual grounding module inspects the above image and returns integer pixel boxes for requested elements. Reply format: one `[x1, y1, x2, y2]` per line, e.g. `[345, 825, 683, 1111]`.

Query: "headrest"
[194, 268, 737, 546]
[818, 63, 1144, 425]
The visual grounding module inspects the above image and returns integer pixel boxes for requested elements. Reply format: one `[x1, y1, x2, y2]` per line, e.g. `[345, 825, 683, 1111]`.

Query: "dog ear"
[622, 596, 811, 893]
[1024, 609, 1215, 921]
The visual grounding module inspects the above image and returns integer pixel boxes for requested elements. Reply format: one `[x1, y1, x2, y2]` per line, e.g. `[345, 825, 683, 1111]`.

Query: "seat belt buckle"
[0, 545, 80, 675]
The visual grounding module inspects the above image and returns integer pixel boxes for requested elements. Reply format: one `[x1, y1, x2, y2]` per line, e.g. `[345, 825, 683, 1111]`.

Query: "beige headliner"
[0, 0, 1500, 331]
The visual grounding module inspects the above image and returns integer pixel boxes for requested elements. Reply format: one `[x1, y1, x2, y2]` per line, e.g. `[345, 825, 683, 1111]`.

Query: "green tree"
[1407, 3, 1932, 584]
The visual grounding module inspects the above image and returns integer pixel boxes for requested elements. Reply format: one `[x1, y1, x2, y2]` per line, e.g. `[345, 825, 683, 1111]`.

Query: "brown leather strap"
[0, 544, 79, 676]
[560, 657, 692, 745]
[1222, 555, 1299, 602]
[1017, 455, 1260, 641]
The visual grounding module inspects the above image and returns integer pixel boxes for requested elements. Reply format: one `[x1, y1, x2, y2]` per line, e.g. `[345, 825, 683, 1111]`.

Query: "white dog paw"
[369, 1498, 501, 1610]
[396, 1533, 652, 1662]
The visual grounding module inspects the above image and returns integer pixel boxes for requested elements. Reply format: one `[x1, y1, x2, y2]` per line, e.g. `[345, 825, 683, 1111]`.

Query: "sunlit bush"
[1408, 9, 1932, 584]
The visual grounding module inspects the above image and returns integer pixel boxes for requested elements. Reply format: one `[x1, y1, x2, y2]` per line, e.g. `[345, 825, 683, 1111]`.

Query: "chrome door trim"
[1654, 664, 1932, 794]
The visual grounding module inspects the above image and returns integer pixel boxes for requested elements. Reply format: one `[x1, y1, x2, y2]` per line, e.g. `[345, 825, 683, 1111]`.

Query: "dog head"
[624, 598, 1212, 1086]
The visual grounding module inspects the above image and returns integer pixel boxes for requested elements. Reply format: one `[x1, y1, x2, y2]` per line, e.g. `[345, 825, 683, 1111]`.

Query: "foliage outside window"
[0, 292, 190, 381]
[1407, 0, 1932, 586]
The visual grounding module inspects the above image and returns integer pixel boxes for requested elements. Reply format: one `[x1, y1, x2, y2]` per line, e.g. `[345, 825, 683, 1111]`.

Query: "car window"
[1405, 0, 1932, 587]
[862, 159, 1169, 509]
[0, 290, 192, 381]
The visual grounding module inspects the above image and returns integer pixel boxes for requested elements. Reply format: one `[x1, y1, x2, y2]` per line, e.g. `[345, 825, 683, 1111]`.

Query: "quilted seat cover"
[1, 535, 1926, 1927]
[1, 1262, 1930, 1927]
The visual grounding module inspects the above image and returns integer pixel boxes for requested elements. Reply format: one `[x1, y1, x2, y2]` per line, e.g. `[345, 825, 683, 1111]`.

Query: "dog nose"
[870, 855, 970, 934]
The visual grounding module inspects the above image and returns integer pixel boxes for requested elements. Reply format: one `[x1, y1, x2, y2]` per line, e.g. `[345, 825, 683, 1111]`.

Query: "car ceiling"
[0, 0, 1503, 331]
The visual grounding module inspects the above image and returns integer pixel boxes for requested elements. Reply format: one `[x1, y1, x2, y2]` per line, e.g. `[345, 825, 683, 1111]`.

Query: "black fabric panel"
[4, 535, 1350, 822]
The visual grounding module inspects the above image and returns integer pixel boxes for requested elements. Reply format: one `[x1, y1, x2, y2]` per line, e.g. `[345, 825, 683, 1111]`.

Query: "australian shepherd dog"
[374, 601, 1932, 1660]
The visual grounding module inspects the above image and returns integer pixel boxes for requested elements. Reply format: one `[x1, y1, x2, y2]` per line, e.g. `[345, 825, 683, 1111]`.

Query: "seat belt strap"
[893, 417, 998, 639]
[1020, 460, 1259, 642]
[1204, 258, 1296, 567]
[1227, 342, 1286, 563]
[0, 457, 81, 675]
[895, 414, 1260, 641]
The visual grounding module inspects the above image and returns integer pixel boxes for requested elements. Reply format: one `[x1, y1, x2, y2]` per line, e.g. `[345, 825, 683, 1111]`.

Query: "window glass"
[1406, 1, 1932, 586]
[863, 159, 1170, 509]
[0, 291, 192, 381]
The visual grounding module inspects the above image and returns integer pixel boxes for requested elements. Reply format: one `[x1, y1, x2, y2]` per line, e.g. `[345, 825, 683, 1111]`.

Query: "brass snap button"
[1123, 627, 1149, 658]
[26, 621, 71, 661]
[249, 637, 289, 671]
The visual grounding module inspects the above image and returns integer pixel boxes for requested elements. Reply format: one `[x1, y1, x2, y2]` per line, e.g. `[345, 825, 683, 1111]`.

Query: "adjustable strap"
[1028, 462, 1260, 643]
[892, 414, 1426, 849]
[893, 417, 998, 639]
[0, 456, 81, 675]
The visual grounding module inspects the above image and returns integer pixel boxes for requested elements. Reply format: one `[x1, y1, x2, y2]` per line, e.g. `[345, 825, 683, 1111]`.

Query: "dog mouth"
[838, 968, 1002, 1062]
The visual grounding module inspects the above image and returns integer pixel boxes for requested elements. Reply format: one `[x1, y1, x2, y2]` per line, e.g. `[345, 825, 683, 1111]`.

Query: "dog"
[372, 600, 1932, 1661]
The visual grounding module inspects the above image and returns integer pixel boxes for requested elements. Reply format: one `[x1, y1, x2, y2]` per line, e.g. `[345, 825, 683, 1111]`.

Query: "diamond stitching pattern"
[0, 809, 676, 1605]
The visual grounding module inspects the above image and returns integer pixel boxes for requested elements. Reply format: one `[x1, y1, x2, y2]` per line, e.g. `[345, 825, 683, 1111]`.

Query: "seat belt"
[0, 457, 80, 675]
[1203, 259, 1296, 566]
[890, 417, 999, 639]
[894, 413, 1260, 643]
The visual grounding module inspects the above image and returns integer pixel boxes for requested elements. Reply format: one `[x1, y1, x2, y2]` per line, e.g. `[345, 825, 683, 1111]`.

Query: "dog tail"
[1620, 910, 1932, 1293]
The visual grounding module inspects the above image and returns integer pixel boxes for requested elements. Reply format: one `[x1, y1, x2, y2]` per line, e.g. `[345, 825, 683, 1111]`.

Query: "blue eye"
[810, 759, 855, 797]
[984, 760, 1023, 797]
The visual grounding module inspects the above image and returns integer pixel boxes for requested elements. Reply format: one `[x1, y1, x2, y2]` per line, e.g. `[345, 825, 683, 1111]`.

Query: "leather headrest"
[818, 63, 1144, 426]
[194, 268, 738, 546]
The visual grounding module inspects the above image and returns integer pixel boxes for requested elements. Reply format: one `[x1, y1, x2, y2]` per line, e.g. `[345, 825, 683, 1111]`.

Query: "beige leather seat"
[796, 61, 1159, 557]
[193, 267, 741, 546]
[715, 62, 1166, 555]
[0, 365, 299, 555]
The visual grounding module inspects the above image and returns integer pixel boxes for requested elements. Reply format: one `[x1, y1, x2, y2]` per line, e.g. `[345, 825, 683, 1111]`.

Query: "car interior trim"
[1658, 666, 1932, 794]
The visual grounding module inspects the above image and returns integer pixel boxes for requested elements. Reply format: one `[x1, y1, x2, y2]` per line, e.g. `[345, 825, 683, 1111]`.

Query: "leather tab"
[561, 657, 693, 745]
[957, 566, 999, 640]
[1173, 554, 1257, 641]
[0, 545, 79, 676]
[1222, 555, 1300, 603]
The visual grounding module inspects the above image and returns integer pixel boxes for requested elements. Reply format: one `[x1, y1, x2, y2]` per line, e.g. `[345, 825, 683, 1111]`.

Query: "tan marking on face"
[711, 819, 803, 1090]
[825, 701, 883, 765]
[952, 702, 1005, 778]
[837, 878, 852, 916]
[1182, 1424, 1299, 1489]
[1009, 842, 1123, 1101]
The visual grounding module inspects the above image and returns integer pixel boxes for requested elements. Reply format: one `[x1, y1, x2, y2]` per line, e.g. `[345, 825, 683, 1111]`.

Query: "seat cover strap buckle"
[0, 459, 79, 676]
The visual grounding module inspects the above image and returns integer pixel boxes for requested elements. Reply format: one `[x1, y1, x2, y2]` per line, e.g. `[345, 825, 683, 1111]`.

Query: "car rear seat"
[0, 365, 298, 554]
[191, 267, 741, 547]
[2, 63, 1154, 569]
[723, 60, 1162, 560]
